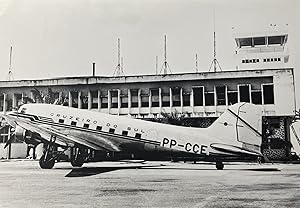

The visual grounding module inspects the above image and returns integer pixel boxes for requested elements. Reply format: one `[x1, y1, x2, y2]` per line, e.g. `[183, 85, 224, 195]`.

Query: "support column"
[159, 88, 162, 116]
[12, 94, 17, 109]
[3, 93, 7, 114]
[30, 91, 35, 102]
[68, 91, 72, 107]
[169, 88, 173, 108]
[58, 92, 63, 104]
[138, 89, 141, 115]
[149, 89, 152, 110]
[78, 92, 82, 109]
[225, 86, 228, 107]
[88, 91, 92, 110]
[117, 89, 121, 115]
[180, 88, 183, 112]
[98, 90, 101, 111]
[108, 90, 111, 113]
[128, 89, 131, 109]
[191, 88, 194, 114]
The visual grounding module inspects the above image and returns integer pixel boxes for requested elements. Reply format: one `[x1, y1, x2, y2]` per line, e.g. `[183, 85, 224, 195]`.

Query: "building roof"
[0, 68, 293, 88]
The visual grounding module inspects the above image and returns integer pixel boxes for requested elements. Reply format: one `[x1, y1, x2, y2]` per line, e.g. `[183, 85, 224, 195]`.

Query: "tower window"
[109, 128, 115, 134]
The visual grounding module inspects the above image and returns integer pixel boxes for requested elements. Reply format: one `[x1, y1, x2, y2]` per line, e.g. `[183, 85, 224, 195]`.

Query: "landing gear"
[39, 136, 57, 169]
[216, 161, 224, 170]
[39, 154, 55, 169]
[70, 147, 86, 167]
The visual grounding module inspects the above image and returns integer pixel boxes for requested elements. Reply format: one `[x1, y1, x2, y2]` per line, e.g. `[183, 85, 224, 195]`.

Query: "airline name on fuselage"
[49, 113, 145, 133]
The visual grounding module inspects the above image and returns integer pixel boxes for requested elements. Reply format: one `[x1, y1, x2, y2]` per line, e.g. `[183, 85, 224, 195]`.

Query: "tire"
[70, 158, 84, 167]
[39, 154, 55, 169]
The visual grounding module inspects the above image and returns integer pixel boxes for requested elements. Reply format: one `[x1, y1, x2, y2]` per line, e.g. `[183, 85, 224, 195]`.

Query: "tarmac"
[0, 160, 299, 208]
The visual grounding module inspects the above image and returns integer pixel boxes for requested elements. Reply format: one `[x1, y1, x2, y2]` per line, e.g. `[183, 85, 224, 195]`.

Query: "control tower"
[234, 30, 289, 70]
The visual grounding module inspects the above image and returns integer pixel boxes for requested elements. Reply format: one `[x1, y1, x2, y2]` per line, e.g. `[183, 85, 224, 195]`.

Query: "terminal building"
[0, 30, 297, 161]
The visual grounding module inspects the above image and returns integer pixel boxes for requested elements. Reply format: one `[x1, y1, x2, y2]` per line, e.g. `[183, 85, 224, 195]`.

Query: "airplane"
[1, 102, 263, 170]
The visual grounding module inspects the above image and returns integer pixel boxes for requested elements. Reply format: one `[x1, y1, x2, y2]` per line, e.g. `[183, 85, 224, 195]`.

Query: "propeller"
[4, 130, 16, 149]
[1, 115, 18, 149]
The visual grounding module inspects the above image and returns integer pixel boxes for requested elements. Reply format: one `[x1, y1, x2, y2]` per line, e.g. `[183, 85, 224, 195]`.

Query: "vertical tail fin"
[208, 102, 262, 154]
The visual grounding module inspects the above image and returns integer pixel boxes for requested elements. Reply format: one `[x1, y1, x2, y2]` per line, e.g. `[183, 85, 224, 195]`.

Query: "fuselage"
[15, 103, 261, 161]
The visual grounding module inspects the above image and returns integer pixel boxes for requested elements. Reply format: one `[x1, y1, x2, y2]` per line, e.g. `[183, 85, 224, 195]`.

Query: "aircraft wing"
[5, 115, 119, 151]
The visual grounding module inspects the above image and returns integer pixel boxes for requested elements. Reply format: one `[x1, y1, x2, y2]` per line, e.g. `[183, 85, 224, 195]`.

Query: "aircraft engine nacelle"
[14, 125, 27, 143]
[14, 125, 41, 146]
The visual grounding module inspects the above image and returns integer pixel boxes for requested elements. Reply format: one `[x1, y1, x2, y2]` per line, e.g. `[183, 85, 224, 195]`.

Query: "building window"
[267, 58, 270, 62]
[91, 90, 98, 109]
[239, 85, 250, 102]
[130, 89, 139, 108]
[96, 126, 102, 131]
[71, 92, 78, 108]
[251, 91, 262, 104]
[263, 59, 266, 62]
[205, 92, 215, 106]
[162, 89, 170, 107]
[71, 121, 77, 126]
[216, 86, 226, 105]
[141, 95, 149, 107]
[151, 88, 159, 107]
[172, 88, 181, 107]
[242, 60, 245, 63]
[135, 133, 141, 139]
[100, 91, 108, 108]
[278, 58, 281, 62]
[109, 128, 115, 134]
[257, 59, 259, 62]
[81, 94, 89, 109]
[59, 119, 64, 124]
[110, 90, 118, 108]
[193, 87, 204, 106]
[182, 89, 191, 107]
[122, 130, 128, 136]
[121, 96, 128, 108]
[228, 91, 238, 105]
[263, 84, 274, 104]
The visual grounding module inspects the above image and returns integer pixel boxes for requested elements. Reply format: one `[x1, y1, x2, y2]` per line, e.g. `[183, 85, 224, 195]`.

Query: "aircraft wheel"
[216, 161, 224, 170]
[39, 154, 55, 169]
[70, 158, 84, 167]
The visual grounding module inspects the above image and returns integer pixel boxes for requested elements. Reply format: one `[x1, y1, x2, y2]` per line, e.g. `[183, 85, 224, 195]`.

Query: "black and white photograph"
[0, 0, 300, 207]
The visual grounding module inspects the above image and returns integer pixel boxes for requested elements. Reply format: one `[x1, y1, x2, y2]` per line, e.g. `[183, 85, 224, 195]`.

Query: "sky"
[0, 0, 298, 79]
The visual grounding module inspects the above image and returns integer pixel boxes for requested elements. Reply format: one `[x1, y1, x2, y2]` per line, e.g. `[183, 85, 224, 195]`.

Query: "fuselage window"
[135, 133, 141, 139]
[122, 130, 128, 136]
[109, 128, 115, 134]
[58, 119, 64, 124]
[71, 121, 77, 126]
[96, 126, 102, 131]
[83, 123, 90, 129]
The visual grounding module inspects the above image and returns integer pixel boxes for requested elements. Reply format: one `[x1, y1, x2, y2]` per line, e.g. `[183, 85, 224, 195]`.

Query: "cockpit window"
[20, 108, 27, 114]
